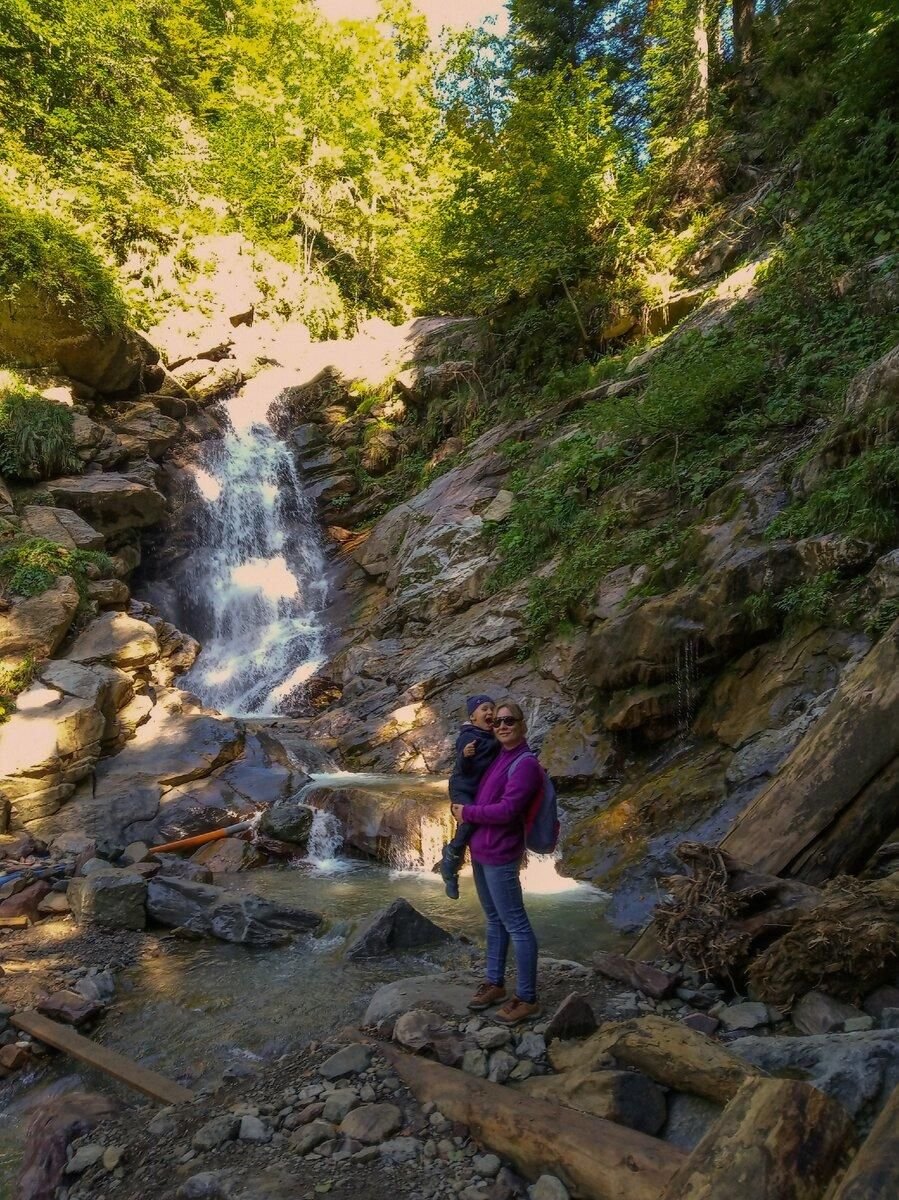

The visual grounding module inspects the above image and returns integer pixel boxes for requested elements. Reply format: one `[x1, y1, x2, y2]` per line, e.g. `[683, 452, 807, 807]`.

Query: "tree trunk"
[829, 1082, 899, 1200]
[732, 0, 755, 67]
[548, 1014, 764, 1105]
[379, 1043, 685, 1200]
[694, 0, 710, 113]
[661, 1077, 856, 1200]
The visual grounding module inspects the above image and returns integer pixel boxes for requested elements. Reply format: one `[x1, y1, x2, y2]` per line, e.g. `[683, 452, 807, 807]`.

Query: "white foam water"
[178, 370, 328, 715]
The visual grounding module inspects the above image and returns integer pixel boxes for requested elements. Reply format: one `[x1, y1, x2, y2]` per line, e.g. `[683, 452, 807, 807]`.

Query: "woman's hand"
[451, 803, 465, 822]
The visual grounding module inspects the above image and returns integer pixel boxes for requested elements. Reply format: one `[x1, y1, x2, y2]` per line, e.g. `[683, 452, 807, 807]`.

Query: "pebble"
[192, 1116, 239, 1152]
[238, 1115, 271, 1143]
[379, 1136, 422, 1163]
[472, 1154, 501, 1178]
[529, 1175, 570, 1200]
[66, 1145, 105, 1174]
[319, 1044, 372, 1080]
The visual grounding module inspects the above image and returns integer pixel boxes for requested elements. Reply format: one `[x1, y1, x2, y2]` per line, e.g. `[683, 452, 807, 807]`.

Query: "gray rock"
[509, 1060, 535, 1081]
[347, 897, 452, 960]
[843, 1015, 875, 1033]
[151, 854, 214, 884]
[880, 1008, 899, 1030]
[717, 1002, 769, 1031]
[258, 801, 314, 846]
[732, 1031, 899, 1124]
[661, 1092, 722, 1151]
[473, 1153, 502, 1178]
[529, 1176, 569, 1200]
[516, 1033, 546, 1060]
[176, 1172, 230, 1200]
[66, 1144, 105, 1173]
[793, 991, 865, 1036]
[363, 972, 480, 1025]
[378, 1136, 421, 1163]
[863, 985, 899, 1020]
[74, 970, 116, 1003]
[290, 1119, 336, 1155]
[147, 875, 320, 946]
[322, 1088, 359, 1122]
[488, 1050, 518, 1084]
[475, 1026, 511, 1052]
[238, 1115, 271, 1143]
[192, 1115, 239, 1151]
[68, 869, 147, 930]
[338, 1103, 402, 1144]
[462, 1049, 488, 1078]
[320, 1044, 372, 1080]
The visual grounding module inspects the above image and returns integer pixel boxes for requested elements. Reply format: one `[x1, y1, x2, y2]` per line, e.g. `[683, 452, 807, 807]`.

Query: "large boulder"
[66, 612, 159, 669]
[20, 505, 105, 550]
[258, 800, 314, 845]
[46, 473, 165, 536]
[68, 868, 147, 930]
[363, 972, 481, 1026]
[110, 403, 181, 459]
[146, 875, 321, 945]
[0, 283, 156, 393]
[0, 576, 80, 662]
[347, 898, 452, 960]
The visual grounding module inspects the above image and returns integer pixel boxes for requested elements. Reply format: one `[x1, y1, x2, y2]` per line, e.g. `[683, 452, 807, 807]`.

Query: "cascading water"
[176, 370, 328, 715]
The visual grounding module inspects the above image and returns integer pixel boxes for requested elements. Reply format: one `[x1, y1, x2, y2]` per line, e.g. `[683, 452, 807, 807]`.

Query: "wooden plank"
[11, 1010, 194, 1106]
[829, 1083, 899, 1200]
[0, 914, 29, 928]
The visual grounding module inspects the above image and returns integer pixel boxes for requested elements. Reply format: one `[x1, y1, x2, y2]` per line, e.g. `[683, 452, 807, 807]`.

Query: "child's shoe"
[439, 844, 463, 899]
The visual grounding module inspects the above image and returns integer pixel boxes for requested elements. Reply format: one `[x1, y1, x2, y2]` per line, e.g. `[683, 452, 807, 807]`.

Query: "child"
[439, 695, 500, 899]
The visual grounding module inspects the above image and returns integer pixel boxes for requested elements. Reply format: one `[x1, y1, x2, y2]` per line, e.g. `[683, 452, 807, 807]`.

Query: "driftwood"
[661, 1077, 856, 1200]
[747, 873, 899, 1006]
[653, 842, 822, 979]
[548, 1015, 764, 1105]
[829, 1082, 899, 1200]
[379, 1043, 685, 1200]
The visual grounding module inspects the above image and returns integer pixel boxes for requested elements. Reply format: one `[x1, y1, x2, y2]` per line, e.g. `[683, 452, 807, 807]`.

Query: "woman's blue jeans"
[472, 859, 538, 1003]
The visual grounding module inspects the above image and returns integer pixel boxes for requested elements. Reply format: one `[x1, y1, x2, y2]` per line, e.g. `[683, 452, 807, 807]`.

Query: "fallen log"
[829, 1082, 899, 1200]
[549, 1015, 765, 1105]
[379, 1043, 685, 1200]
[149, 820, 254, 855]
[660, 1077, 856, 1200]
[747, 872, 899, 1006]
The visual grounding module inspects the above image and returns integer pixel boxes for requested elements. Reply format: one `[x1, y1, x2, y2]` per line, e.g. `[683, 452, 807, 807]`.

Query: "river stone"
[462, 1049, 488, 1078]
[150, 854, 213, 884]
[520, 1068, 668, 1136]
[320, 1044, 372, 1080]
[75, 970, 115, 1003]
[176, 1173, 229, 1200]
[291, 1119, 336, 1155]
[393, 1009, 447, 1053]
[37, 990, 104, 1026]
[258, 801, 314, 845]
[0, 880, 51, 922]
[488, 1050, 518, 1084]
[544, 993, 597, 1043]
[473, 1154, 502, 1178]
[346, 897, 452, 960]
[661, 1092, 722, 1151]
[378, 1136, 421, 1163]
[475, 1025, 512, 1051]
[238, 1115, 271, 1143]
[68, 869, 147, 930]
[363, 972, 480, 1025]
[717, 1002, 769, 1031]
[338, 1103, 402, 1145]
[146, 875, 320, 945]
[529, 1176, 570, 1200]
[66, 1143, 105, 1173]
[191, 837, 261, 874]
[193, 1115, 239, 1151]
[792, 991, 865, 1036]
[732, 1031, 899, 1123]
[322, 1088, 359, 1122]
[516, 1032, 546, 1060]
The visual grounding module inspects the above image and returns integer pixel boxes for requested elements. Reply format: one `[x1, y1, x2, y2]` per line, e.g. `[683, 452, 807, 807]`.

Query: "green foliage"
[0, 653, 36, 723]
[0, 537, 114, 604]
[768, 446, 899, 548]
[775, 572, 840, 626]
[866, 599, 899, 639]
[0, 372, 80, 481]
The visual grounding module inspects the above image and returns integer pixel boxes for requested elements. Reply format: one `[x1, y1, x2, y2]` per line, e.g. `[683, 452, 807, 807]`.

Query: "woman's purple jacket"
[461, 741, 543, 866]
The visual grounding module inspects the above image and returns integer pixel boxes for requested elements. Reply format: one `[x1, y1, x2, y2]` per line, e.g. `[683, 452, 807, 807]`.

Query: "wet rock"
[732, 1031, 899, 1121]
[717, 1002, 769, 1031]
[319, 1044, 372, 1080]
[193, 1115, 239, 1151]
[543, 993, 597, 1043]
[347, 897, 452, 960]
[338, 1103, 402, 1144]
[68, 869, 147, 930]
[793, 991, 865, 1036]
[111, 402, 181, 459]
[191, 837, 262, 874]
[37, 990, 104, 1026]
[147, 875, 321, 945]
[151, 854, 214, 884]
[258, 801, 314, 846]
[0, 1044, 30, 1070]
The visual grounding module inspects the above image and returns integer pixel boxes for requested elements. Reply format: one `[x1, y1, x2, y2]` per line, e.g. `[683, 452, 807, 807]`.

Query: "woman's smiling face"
[493, 705, 524, 747]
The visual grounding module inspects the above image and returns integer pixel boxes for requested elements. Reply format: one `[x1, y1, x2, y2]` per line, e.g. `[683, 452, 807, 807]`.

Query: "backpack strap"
[507, 750, 537, 779]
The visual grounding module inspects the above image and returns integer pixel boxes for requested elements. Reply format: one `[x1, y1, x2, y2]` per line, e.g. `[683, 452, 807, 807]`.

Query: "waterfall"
[177, 370, 328, 715]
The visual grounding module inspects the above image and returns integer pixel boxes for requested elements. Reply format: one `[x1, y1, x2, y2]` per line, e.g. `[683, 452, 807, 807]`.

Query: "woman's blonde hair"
[494, 699, 525, 725]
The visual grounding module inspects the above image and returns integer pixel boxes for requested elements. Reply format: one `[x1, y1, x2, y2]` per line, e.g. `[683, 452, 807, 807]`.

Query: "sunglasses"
[493, 715, 520, 728]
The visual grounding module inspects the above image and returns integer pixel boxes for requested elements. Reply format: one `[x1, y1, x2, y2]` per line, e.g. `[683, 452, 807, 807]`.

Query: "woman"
[451, 699, 542, 1024]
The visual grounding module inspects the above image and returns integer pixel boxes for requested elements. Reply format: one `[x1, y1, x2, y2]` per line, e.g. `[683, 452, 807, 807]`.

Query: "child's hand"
[451, 803, 465, 821]
[462, 741, 477, 757]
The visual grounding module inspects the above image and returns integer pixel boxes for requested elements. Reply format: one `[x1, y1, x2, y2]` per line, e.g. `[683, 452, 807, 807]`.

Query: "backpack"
[508, 751, 560, 855]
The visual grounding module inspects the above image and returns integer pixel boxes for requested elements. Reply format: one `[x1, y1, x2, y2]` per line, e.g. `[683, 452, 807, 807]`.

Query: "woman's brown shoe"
[467, 982, 508, 1011]
[494, 996, 541, 1025]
